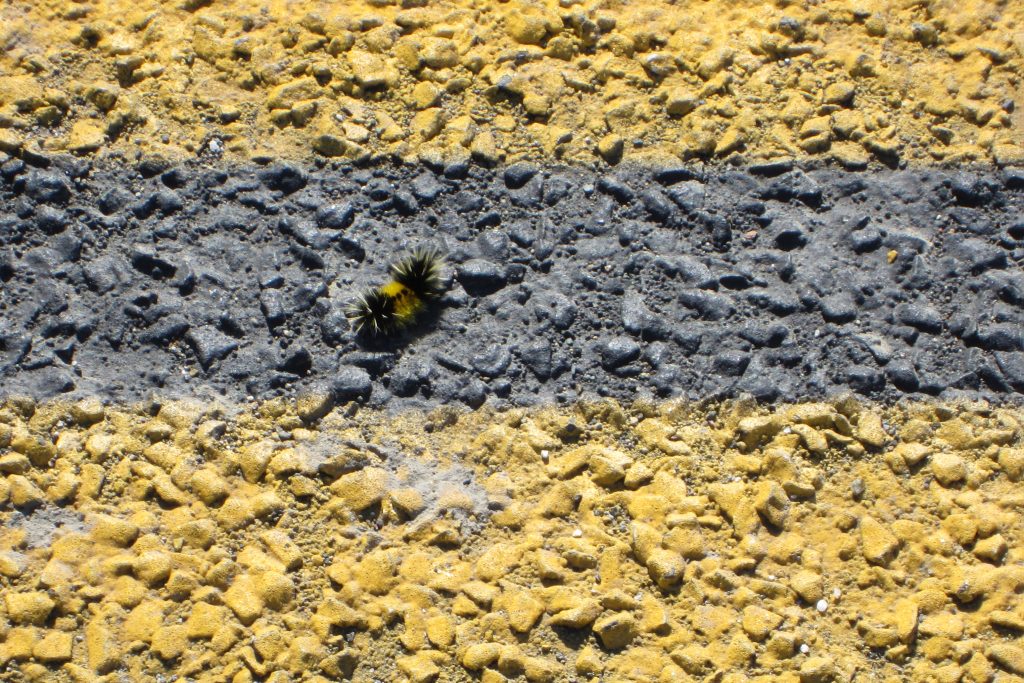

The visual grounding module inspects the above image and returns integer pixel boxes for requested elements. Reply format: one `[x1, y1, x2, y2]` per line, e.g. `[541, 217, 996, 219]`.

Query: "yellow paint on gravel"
[0, 0, 1022, 166]
[2, 396, 1024, 682]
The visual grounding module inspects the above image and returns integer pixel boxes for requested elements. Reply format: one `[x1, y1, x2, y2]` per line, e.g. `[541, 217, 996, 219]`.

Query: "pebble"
[998, 447, 1024, 481]
[800, 656, 836, 683]
[713, 350, 751, 377]
[315, 203, 355, 229]
[258, 164, 307, 194]
[896, 303, 944, 333]
[819, 295, 857, 323]
[24, 172, 71, 204]
[593, 613, 638, 649]
[186, 327, 239, 369]
[598, 337, 641, 369]
[504, 163, 537, 189]
[455, 259, 507, 294]
[860, 515, 900, 566]
[5, 591, 56, 625]
[741, 606, 783, 640]
[931, 452, 967, 487]
[331, 366, 372, 402]
[622, 294, 670, 340]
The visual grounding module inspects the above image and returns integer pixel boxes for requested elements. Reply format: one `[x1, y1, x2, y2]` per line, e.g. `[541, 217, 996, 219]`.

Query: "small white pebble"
[816, 599, 829, 613]
[572, 528, 583, 538]
[832, 587, 842, 599]
[540, 449, 549, 462]
[800, 644, 810, 654]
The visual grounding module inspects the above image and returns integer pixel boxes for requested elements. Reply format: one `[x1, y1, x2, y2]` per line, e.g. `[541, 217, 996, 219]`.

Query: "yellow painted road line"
[1, 0, 1021, 165]
[1, 397, 1023, 681]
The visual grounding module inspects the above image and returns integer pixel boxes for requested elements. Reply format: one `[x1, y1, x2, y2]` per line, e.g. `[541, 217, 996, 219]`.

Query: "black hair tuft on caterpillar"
[390, 247, 446, 299]
[347, 247, 446, 337]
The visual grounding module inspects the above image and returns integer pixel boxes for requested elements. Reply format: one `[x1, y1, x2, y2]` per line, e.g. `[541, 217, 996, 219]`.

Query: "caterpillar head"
[389, 247, 446, 300]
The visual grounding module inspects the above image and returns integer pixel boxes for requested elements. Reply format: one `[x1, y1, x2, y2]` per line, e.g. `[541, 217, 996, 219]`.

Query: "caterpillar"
[347, 247, 446, 337]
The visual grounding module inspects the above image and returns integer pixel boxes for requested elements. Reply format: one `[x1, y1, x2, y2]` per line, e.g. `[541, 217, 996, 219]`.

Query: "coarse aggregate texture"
[2, 158, 1024, 406]
[2, 397, 1024, 683]
[0, 0, 1023, 166]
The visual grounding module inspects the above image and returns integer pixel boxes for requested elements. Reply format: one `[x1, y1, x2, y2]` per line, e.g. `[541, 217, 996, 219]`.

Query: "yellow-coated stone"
[998, 447, 1024, 481]
[987, 644, 1024, 675]
[741, 605, 783, 641]
[186, 602, 229, 640]
[151, 625, 188, 660]
[800, 656, 837, 683]
[3, 628, 38, 661]
[397, 653, 440, 683]
[32, 631, 73, 662]
[754, 480, 790, 528]
[425, 614, 455, 649]
[495, 589, 544, 634]
[790, 570, 823, 603]
[8, 476, 45, 508]
[974, 534, 1007, 564]
[124, 601, 166, 643]
[5, 592, 55, 625]
[256, 571, 295, 610]
[223, 575, 264, 625]
[549, 600, 601, 629]
[861, 515, 900, 566]
[330, 467, 389, 511]
[587, 446, 633, 487]
[575, 645, 603, 675]
[893, 599, 919, 644]
[646, 548, 685, 588]
[0, 453, 30, 474]
[135, 551, 172, 586]
[191, 468, 229, 505]
[238, 441, 274, 483]
[355, 550, 399, 596]
[85, 622, 120, 673]
[856, 413, 888, 448]
[463, 643, 501, 670]
[593, 612, 637, 650]
[261, 530, 303, 571]
[475, 543, 521, 583]
[66, 120, 106, 153]
[931, 452, 968, 487]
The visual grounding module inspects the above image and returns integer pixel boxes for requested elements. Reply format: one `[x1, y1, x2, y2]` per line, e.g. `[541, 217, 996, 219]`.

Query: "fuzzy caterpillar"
[347, 247, 446, 337]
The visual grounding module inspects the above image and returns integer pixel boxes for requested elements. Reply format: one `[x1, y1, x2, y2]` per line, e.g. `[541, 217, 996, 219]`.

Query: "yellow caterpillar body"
[378, 281, 425, 322]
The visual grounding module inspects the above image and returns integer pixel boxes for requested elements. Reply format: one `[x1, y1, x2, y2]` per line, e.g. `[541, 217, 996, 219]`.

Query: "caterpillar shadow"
[352, 303, 446, 352]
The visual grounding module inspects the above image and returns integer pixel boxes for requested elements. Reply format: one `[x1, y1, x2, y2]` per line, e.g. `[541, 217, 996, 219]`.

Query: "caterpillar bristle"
[389, 247, 445, 300]
[347, 288, 398, 337]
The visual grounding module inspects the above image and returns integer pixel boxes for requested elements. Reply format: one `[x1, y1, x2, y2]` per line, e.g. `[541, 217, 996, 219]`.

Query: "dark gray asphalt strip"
[1, 155, 1023, 407]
